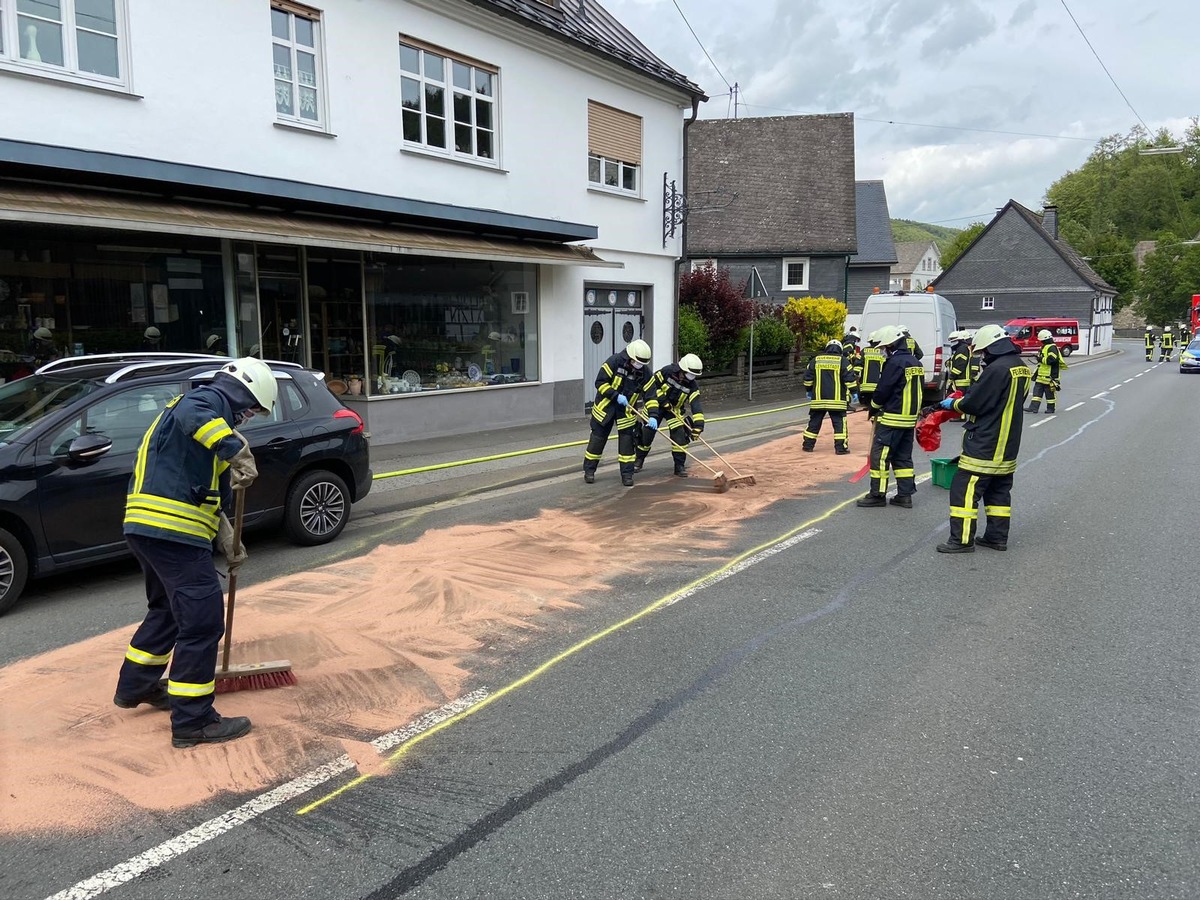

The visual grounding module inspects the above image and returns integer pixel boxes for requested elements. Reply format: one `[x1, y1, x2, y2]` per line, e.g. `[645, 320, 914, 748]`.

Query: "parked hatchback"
[0, 353, 371, 614]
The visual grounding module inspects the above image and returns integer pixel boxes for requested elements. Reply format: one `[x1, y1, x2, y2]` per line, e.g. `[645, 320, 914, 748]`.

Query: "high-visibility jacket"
[123, 383, 244, 548]
[947, 340, 1031, 476]
[870, 348, 924, 428]
[643, 363, 704, 429]
[1145, 331, 1157, 351]
[804, 351, 857, 411]
[968, 351, 984, 383]
[590, 350, 650, 425]
[948, 340, 973, 390]
[858, 346, 886, 392]
[906, 337, 924, 360]
[1034, 341, 1064, 385]
[1161, 332, 1174, 351]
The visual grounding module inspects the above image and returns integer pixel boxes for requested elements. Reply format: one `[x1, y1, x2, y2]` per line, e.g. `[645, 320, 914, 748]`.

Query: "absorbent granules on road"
[0, 431, 860, 835]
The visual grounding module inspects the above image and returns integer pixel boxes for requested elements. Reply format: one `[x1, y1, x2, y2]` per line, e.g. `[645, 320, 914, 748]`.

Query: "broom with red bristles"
[214, 487, 296, 693]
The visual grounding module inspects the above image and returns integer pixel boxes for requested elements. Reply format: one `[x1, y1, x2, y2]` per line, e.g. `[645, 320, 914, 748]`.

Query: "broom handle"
[690, 431, 745, 477]
[220, 487, 246, 675]
[629, 405, 725, 478]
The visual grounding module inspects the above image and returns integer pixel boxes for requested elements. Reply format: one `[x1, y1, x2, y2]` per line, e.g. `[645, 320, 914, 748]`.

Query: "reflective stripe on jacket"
[870, 348, 923, 428]
[948, 342, 972, 389]
[857, 346, 886, 392]
[591, 350, 650, 425]
[1035, 341, 1064, 384]
[804, 352, 857, 411]
[643, 363, 703, 428]
[949, 345, 1032, 476]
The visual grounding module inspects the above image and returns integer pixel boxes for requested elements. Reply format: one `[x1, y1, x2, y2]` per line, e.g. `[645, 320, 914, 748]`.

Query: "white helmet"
[33, 326, 52, 340]
[1165, 325, 1172, 331]
[826, 339, 843, 352]
[144, 326, 161, 341]
[218, 357, 277, 414]
[625, 339, 651, 364]
[206, 333, 223, 350]
[1146, 325, 1153, 331]
[874, 325, 905, 348]
[1037, 329, 1052, 341]
[971, 323, 1008, 353]
[679, 353, 703, 376]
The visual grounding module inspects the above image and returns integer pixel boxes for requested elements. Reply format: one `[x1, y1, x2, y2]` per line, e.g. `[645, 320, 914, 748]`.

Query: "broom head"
[215, 659, 296, 693]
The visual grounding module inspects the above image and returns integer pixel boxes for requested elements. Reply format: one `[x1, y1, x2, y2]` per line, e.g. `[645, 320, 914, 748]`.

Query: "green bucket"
[930, 457, 958, 489]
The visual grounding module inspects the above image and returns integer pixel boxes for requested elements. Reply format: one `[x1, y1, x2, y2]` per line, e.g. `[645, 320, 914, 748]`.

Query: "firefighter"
[141, 326, 162, 352]
[1026, 329, 1065, 414]
[583, 339, 652, 486]
[114, 357, 275, 747]
[936, 324, 1032, 553]
[1159, 325, 1174, 362]
[634, 353, 705, 477]
[947, 330, 973, 393]
[902, 326, 924, 361]
[1144, 325, 1156, 362]
[842, 330, 862, 409]
[1180, 322, 1192, 349]
[857, 325, 923, 508]
[856, 331, 887, 413]
[803, 339, 857, 454]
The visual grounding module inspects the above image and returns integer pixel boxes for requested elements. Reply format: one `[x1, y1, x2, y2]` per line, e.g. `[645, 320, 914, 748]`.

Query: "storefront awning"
[0, 186, 624, 268]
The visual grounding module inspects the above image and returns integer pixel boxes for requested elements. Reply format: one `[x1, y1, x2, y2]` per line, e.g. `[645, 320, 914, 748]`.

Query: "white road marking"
[1108, 384, 1122, 391]
[1135, 372, 1144, 377]
[662, 528, 821, 608]
[1065, 402, 1084, 412]
[1091, 392, 1109, 399]
[44, 690, 490, 900]
[1030, 416, 1056, 428]
[1123, 378, 1134, 384]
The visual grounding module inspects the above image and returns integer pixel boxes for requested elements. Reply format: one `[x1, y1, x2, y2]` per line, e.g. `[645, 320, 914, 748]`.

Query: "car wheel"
[1061, 346, 1073, 357]
[0, 527, 30, 616]
[284, 470, 350, 546]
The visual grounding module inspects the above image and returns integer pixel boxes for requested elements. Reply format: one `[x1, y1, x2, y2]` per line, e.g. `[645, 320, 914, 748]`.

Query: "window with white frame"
[981, 296, 995, 310]
[0, 0, 128, 85]
[271, 1, 325, 127]
[400, 37, 497, 163]
[690, 258, 717, 272]
[587, 100, 641, 196]
[782, 257, 809, 291]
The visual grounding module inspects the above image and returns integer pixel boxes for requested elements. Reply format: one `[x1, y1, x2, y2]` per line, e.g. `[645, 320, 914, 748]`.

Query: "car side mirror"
[67, 433, 113, 463]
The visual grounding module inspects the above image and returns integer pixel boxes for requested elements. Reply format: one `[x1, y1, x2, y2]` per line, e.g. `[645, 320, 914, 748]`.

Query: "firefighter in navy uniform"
[583, 339, 652, 486]
[634, 353, 705, 476]
[1179, 323, 1192, 349]
[1144, 325, 1156, 362]
[856, 331, 887, 413]
[114, 357, 276, 748]
[936, 324, 1032, 554]
[902, 326, 924, 361]
[842, 331, 863, 409]
[802, 339, 857, 454]
[947, 330, 973, 393]
[857, 326, 923, 507]
[1160, 325, 1174, 362]
[1026, 328, 1064, 414]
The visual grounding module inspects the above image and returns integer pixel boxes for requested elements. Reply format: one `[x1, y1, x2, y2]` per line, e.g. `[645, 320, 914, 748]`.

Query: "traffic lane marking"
[1030, 416, 1056, 428]
[1108, 384, 1122, 390]
[1092, 392, 1109, 399]
[1065, 402, 1084, 412]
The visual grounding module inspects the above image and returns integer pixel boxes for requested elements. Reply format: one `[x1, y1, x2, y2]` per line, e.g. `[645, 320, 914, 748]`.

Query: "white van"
[857, 290, 958, 396]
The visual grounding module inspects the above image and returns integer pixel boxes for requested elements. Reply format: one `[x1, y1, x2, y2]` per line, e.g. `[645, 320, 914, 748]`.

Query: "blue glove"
[617, 394, 628, 407]
[939, 397, 955, 410]
[852, 394, 860, 404]
[806, 391, 813, 401]
[646, 417, 658, 431]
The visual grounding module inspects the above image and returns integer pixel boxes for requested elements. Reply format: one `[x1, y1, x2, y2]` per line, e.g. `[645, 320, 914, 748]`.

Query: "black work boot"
[114, 684, 171, 712]
[583, 468, 595, 484]
[975, 537, 1008, 551]
[889, 494, 912, 508]
[835, 445, 850, 455]
[936, 541, 975, 554]
[621, 473, 634, 487]
[172, 714, 252, 749]
[856, 493, 886, 508]
[674, 464, 688, 477]
[1025, 406, 1038, 413]
[802, 444, 815, 453]
[633, 453, 646, 473]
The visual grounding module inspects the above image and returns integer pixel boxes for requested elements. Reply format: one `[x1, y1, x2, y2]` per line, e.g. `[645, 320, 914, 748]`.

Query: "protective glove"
[939, 397, 956, 410]
[852, 393, 860, 404]
[1052, 380, 1061, 391]
[217, 514, 248, 569]
[646, 417, 658, 431]
[229, 431, 258, 491]
[616, 394, 629, 407]
[806, 391, 814, 401]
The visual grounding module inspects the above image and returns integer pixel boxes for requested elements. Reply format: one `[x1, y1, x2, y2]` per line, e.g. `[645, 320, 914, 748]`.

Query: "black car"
[0, 353, 372, 614]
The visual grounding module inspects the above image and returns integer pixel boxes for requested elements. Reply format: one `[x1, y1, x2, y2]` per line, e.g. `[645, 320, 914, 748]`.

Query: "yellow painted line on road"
[296, 484, 859, 816]
[370, 403, 809, 480]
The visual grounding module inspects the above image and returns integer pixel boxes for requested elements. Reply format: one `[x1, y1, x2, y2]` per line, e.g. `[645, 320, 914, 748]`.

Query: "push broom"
[631, 407, 729, 493]
[214, 487, 296, 693]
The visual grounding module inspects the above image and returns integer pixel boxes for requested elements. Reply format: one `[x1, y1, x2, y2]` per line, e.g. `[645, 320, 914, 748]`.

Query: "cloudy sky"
[605, 0, 1198, 229]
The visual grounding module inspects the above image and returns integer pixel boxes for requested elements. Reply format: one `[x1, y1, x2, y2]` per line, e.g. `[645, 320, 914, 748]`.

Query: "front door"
[582, 287, 644, 409]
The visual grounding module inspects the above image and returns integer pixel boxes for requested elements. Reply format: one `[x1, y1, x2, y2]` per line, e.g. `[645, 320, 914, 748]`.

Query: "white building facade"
[0, 0, 704, 441]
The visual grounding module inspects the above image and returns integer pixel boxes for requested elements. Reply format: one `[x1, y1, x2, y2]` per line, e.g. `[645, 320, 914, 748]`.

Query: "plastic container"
[930, 457, 958, 489]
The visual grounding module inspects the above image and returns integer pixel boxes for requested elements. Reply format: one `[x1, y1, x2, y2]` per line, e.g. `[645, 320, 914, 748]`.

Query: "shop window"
[587, 100, 641, 197]
[271, 1, 326, 129]
[0, 0, 130, 88]
[365, 254, 537, 397]
[306, 253, 364, 387]
[400, 36, 497, 164]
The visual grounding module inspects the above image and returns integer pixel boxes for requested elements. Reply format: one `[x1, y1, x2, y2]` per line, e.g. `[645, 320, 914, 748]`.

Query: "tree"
[678, 266, 752, 370]
[1136, 235, 1200, 325]
[781, 296, 847, 353]
[939, 222, 986, 270]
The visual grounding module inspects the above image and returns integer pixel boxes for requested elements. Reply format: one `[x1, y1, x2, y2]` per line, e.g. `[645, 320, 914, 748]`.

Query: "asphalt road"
[6, 342, 1198, 900]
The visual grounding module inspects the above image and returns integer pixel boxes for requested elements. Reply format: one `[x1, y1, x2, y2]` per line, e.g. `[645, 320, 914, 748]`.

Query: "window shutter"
[272, 0, 322, 18]
[588, 101, 642, 165]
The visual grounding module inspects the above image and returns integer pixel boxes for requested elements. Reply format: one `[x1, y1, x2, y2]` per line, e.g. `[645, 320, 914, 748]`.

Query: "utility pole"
[732, 82, 739, 119]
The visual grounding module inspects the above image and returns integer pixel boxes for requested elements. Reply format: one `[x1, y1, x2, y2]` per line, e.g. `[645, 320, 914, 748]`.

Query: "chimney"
[1042, 205, 1058, 240]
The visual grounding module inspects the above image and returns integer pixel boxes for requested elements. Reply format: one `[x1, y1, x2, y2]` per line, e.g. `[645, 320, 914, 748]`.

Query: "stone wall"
[699, 352, 809, 404]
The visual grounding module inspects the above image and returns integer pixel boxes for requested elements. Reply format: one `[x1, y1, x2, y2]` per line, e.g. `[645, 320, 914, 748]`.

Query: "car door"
[36, 383, 183, 565]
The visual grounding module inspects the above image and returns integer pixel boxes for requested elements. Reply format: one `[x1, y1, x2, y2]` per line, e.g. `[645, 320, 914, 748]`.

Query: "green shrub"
[677, 305, 710, 361]
[782, 296, 847, 353]
[744, 315, 796, 355]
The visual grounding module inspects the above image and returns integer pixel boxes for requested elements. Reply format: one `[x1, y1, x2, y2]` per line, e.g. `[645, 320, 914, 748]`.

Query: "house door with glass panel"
[583, 287, 643, 409]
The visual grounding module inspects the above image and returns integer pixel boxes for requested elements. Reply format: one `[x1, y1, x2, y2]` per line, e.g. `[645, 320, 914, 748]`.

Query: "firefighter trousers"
[116, 534, 226, 732]
[948, 469, 1013, 547]
[803, 409, 847, 450]
[635, 416, 691, 468]
[867, 423, 915, 497]
[1145, 344, 1154, 361]
[1160, 346, 1173, 361]
[583, 412, 638, 476]
[1027, 382, 1056, 412]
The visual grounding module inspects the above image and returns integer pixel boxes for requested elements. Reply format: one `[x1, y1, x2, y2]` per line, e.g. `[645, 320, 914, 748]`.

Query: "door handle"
[265, 437, 292, 449]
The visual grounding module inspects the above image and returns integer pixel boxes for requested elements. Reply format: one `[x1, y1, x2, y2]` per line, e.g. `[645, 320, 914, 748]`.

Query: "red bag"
[915, 392, 963, 452]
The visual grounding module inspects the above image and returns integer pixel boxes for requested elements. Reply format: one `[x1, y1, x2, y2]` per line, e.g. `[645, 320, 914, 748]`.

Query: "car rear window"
[0, 376, 102, 446]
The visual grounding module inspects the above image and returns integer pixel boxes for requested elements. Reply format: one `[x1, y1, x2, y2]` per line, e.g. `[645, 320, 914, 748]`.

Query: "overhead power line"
[670, 0, 731, 91]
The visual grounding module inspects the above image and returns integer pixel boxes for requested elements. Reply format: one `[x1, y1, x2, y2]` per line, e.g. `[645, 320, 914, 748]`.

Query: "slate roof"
[686, 114, 858, 257]
[892, 240, 935, 274]
[849, 180, 897, 266]
[464, 0, 705, 98]
[1007, 201, 1117, 293]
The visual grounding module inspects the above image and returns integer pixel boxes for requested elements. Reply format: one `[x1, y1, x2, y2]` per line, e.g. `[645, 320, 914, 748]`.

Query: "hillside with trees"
[891, 219, 961, 253]
[1044, 119, 1200, 321]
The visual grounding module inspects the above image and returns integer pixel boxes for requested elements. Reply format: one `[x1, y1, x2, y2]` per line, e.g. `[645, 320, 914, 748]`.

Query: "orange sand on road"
[0, 431, 864, 834]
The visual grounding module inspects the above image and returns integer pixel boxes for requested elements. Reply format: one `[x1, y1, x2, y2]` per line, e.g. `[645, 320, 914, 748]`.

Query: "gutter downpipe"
[673, 95, 702, 362]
